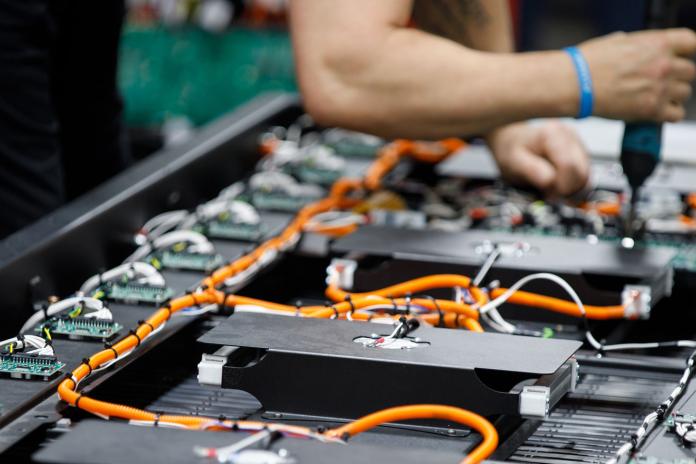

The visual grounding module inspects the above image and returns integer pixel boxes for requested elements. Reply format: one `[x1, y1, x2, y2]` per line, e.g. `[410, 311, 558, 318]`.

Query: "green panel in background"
[119, 24, 296, 127]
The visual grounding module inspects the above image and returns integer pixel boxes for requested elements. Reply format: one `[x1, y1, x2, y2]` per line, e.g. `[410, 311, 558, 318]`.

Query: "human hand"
[486, 121, 589, 197]
[580, 28, 696, 122]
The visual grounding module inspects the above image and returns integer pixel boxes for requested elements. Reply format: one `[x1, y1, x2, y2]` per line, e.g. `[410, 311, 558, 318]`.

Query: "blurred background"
[121, 0, 696, 159]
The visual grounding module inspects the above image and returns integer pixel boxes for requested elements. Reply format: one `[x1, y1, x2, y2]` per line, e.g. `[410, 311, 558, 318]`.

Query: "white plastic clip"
[622, 285, 652, 320]
[326, 259, 358, 290]
[519, 386, 550, 418]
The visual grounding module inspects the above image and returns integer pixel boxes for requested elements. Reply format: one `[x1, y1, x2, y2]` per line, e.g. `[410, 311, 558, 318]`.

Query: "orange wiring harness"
[53, 136, 629, 462]
[328, 404, 498, 464]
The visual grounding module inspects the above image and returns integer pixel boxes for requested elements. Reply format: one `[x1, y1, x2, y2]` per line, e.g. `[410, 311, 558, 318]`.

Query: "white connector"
[519, 386, 550, 418]
[325, 258, 358, 290]
[622, 285, 652, 319]
[197, 353, 227, 387]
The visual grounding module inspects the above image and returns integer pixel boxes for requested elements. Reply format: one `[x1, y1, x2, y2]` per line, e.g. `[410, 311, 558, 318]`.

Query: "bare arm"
[412, 0, 513, 53]
[290, 1, 695, 140]
[290, 0, 576, 139]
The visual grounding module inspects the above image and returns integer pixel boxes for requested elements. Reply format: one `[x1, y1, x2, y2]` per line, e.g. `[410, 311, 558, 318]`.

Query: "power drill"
[621, 0, 680, 239]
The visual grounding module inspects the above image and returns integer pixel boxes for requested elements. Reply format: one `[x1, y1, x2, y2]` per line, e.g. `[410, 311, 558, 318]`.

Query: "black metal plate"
[332, 226, 675, 279]
[33, 420, 465, 464]
[199, 312, 580, 375]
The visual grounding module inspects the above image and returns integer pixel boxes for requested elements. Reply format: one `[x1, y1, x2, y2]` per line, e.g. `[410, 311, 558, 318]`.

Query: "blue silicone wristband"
[563, 46, 594, 119]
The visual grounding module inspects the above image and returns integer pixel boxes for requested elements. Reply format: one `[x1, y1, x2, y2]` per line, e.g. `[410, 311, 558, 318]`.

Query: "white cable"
[91, 321, 166, 374]
[479, 272, 604, 350]
[136, 210, 189, 244]
[80, 262, 166, 294]
[601, 340, 696, 352]
[222, 248, 281, 288]
[20, 296, 109, 334]
[304, 211, 366, 232]
[217, 182, 246, 201]
[234, 305, 302, 317]
[249, 171, 324, 198]
[0, 335, 55, 356]
[129, 419, 189, 430]
[176, 304, 219, 317]
[180, 198, 261, 230]
[608, 350, 696, 463]
[125, 230, 215, 263]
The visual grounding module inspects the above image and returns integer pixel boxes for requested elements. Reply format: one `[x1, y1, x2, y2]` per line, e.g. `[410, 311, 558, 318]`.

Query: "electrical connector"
[519, 386, 550, 418]
[326, 259, 358, 290]
[622, 285, 652, 319]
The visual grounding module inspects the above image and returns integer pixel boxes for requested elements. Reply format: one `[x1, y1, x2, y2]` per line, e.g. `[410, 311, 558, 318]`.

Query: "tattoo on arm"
[412, 0, 491, 45]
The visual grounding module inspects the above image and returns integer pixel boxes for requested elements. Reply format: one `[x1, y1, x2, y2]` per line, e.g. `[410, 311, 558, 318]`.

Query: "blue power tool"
[621, 0, 680, 239]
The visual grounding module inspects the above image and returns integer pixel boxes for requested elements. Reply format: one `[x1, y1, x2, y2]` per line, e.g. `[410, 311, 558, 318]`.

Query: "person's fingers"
[659, 101, 686, 122]
[666, 80, 693, 103]
[671, 57, 696, 81]
[500, 145, 556, 193]
[538, 122, 590, 197]
[665, 28, 696, 57]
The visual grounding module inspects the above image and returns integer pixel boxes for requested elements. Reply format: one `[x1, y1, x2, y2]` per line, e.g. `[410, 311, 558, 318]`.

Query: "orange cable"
[489, 288, 626, 319]
[327, 404, 497, 464]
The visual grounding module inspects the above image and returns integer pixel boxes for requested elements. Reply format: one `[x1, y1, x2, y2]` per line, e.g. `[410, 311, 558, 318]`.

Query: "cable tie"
[74, 394, 84, 408]
[219, 291, 233, 313]
[129, 329, 142, 347]
[103, 341, 119, 359]
[81, 358, 93, 376]
[138, 320, 155, 333]
[162, 302, 173, 321]
[185, 290, 200, 308]
[389, 296, 398, 313]
[153, 412, 162, 427]
[427, 296, 445, 327]
[218, 414, 227, 423]
[404, 293, 412, 315]
[343, 295, 355, 314]
[63, 373, 78, 389]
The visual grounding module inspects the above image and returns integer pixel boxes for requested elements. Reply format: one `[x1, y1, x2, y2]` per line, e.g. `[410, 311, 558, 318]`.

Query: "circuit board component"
[247, 171, 324, 213]
[35, 317, 122, 341]
[193, 217, 265, 242]
[149, 249, 225, 272]
[98, 281, 174, 305]
[0, 353, 64, 381]
[323, 128, 384, 158]
[251, 191, 321, 212]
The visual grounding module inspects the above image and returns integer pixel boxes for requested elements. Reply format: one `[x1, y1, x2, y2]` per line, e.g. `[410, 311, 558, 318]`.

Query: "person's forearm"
[294, 25, 578, 139]
[413, 0, 524, 146]
[413, 0, 513, 53]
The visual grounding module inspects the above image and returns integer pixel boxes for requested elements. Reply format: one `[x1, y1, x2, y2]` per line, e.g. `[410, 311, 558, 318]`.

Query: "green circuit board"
[251, 191, 321, 213]
[98, 281, 174, 305]
[35, 317, 123, 341]
[193, 219, 265, 242]
[289, 164, 344, 186]
[0, 353, 65, 381]
[324, 134, 384, 159]
[489, 225, 696, 273]
[149, 250, 225, 272]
